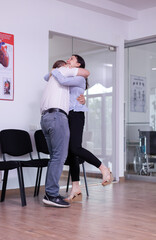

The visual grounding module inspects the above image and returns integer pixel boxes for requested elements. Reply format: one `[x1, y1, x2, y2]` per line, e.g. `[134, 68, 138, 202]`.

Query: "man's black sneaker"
[43, 193, 70, 208]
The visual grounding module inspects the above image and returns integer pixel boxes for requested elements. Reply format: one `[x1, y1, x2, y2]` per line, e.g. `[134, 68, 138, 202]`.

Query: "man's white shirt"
[40, 67, 78, 114]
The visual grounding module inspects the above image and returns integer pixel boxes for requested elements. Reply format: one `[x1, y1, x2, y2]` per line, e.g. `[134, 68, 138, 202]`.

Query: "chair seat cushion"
[20, 159, 49, 167]
[0, 161, 19, 170]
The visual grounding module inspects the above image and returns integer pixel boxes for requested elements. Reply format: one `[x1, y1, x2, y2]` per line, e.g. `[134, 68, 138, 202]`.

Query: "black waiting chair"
[36, 130, 89, 196]
[34, 130, 50, 196]
[0, 129, 49, 202]
[0, 161, 26, 206]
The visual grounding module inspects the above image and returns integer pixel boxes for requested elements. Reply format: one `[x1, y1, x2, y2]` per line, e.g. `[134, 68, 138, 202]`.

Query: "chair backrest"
[0, 129, 33, 156]
[34, 130, 49, 154]
[139, 131, 156, 155]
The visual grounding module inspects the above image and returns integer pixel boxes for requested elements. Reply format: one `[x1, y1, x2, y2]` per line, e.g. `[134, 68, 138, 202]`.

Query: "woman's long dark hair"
[73, 54, 89, 90]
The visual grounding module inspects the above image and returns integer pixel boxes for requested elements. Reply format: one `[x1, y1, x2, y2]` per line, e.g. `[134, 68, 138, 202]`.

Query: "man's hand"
[77, 94, 86, 105]
[77, 68, 90, 78]
[65, 63, 71, 68]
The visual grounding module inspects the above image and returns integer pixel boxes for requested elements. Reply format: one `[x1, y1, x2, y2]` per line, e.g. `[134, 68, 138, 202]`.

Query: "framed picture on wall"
[0, 32, 14, 100]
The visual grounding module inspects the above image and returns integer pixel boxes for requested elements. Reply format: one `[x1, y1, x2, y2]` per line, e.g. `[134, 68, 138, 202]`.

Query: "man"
[40, 55, 89, 208]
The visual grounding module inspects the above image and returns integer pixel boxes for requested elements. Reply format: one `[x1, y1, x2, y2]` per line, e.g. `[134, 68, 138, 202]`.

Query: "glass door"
[73, 38, 116, 175]
[125, 41, 156, 180]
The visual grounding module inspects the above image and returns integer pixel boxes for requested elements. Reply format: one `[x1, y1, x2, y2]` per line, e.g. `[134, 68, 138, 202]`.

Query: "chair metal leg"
[82, 163, 89, 196]
[66, 169, 71, 193]
[34, 167, 41, 197]
[36, 167, 43, 197]
[1, 170, 9, 202]
[37, 167, 43, 196]
[17, 167, 26, 206]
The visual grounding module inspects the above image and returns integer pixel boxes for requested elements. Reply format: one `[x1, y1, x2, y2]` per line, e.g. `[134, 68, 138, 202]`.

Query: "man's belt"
[42, 108, 67, 117]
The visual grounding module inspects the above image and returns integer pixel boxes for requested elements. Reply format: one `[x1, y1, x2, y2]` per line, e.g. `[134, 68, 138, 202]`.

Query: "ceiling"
[109, 0, 156, 10]
[56, 0, 156, 21]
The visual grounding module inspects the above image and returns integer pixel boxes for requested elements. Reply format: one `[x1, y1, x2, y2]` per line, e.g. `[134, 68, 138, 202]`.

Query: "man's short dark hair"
[53, 60, 66, 68]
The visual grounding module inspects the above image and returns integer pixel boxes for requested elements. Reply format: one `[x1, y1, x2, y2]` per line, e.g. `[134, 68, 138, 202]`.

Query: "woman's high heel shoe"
[65, 192, 82, 203]
[102, 172, 114, 186]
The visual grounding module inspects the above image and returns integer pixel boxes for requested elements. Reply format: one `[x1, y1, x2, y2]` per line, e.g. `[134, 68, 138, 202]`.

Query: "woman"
[51, 55, 113, 202]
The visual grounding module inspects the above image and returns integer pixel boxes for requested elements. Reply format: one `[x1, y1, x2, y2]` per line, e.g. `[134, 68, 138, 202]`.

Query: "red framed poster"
[0, 32, 14, 100]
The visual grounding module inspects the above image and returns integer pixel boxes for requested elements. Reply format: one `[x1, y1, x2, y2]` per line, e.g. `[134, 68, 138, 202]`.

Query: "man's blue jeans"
[41, 111, 69, 197]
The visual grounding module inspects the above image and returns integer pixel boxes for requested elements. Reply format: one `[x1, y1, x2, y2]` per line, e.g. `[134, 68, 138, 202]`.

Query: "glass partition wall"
[49, 32, 116, 178]
[125, 40, 156, 181]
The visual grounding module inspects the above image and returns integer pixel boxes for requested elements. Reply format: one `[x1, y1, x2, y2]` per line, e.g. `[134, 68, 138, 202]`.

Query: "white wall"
[128, 7, 156, 40]
[0, 0, 133, 189]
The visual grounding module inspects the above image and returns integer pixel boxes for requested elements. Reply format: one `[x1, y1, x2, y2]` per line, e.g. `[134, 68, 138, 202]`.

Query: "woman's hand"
[77, 94, 85, 105]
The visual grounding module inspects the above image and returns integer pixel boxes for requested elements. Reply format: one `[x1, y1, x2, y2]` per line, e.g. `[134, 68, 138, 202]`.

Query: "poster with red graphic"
[0, 32, 14, 100]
